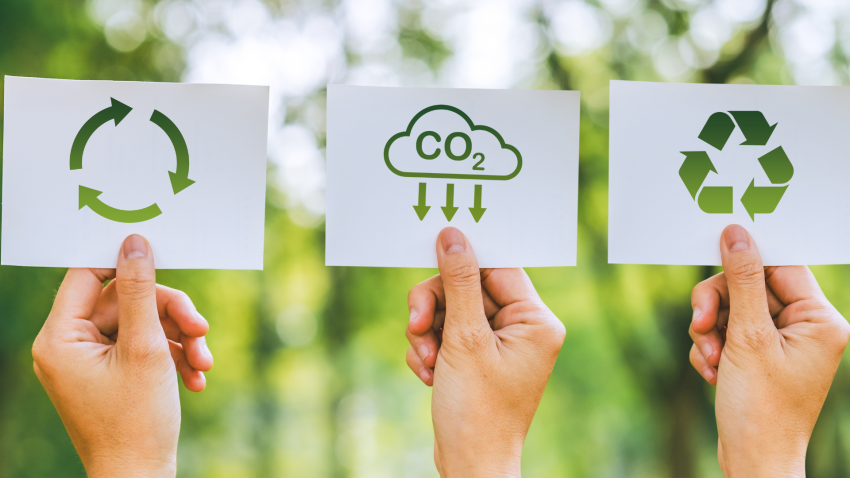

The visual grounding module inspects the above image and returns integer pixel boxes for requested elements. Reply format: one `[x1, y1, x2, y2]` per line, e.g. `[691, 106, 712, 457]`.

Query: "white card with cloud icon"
[326, 85, 579, 268]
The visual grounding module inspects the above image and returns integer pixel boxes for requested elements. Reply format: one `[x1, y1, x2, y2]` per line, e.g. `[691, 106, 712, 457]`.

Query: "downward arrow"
[469, 184, 486, 223]
[730, 111, 777, 146]
[413, 182, 430, 220]
[442, 184, 458, 221]
[150, 110, 196, 194]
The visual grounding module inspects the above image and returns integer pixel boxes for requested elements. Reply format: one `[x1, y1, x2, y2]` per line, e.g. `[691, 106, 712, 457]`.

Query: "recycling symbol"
[70, 97, 195, 223]
[678, 111, 793, 221]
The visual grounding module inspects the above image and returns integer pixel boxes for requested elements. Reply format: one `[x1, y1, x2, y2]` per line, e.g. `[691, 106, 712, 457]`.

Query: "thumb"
[436, 227, 490, 343]
[115, 235, 166, 358]
[720, 224, 773, 337]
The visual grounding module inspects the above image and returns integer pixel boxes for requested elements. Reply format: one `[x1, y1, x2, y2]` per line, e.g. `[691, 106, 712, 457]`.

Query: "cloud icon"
[384, 105, 522, 181]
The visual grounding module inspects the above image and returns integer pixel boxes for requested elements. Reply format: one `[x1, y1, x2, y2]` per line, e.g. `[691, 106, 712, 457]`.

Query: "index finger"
[764, 266, 824, 305]
[480, 268, 539, 307]
[691, 272, 728, 335]
[49, 268, 115, 323]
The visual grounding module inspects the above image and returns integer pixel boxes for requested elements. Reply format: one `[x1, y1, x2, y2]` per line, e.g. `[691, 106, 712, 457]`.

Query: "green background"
[2, 1, 850, 477]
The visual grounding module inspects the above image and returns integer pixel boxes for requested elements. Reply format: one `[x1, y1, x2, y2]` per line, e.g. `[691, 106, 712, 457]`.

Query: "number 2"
[472, 153, 485, 170]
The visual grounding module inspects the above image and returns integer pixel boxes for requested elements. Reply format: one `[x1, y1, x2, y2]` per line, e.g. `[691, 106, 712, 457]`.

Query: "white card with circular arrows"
[326, 85, 580, 268]
[1, 76, 269, 269]
[609, 80, 850, 266]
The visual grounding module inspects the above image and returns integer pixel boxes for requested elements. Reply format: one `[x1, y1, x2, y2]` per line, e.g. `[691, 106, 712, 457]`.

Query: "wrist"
[436, 440, 523, 478]
[721, 445, 806, 478]
[85, 455, 177, 478]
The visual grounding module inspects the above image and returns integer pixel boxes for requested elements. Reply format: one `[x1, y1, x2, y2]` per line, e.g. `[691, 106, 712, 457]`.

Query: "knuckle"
[688, 345, 700, 368]
[740, 324, 775, 354]
[443, 262, 479, 287]
[455, 325, 492, 352]
[729, 259, 764, 287]
[31, 337, 48, 367]
[117, 270, 156, 293]
[546, 316, 567, 349]
[125, 337, 169, 365]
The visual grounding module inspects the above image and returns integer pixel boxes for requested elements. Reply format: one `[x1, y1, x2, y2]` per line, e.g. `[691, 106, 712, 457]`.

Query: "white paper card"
[2, 76, 269, 269]
[326, 85, 580, 268]
[609, 80, 850, 265]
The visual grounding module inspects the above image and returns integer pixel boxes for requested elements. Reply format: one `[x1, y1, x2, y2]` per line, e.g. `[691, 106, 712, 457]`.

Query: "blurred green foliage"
[2, 1, 850, 478]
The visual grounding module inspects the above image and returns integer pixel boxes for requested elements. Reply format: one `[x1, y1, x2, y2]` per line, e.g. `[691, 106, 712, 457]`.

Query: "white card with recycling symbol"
[609, 80, 850, 266]
[1, 76, 269, 269]
[325, 85, 580, 268]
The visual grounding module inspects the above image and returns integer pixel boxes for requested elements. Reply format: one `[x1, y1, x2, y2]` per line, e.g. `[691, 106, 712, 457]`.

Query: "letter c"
[416, 131, 441, 160]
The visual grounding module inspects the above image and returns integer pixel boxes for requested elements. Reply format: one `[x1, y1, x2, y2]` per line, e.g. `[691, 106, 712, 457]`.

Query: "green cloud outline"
[384, 105, 523, 180]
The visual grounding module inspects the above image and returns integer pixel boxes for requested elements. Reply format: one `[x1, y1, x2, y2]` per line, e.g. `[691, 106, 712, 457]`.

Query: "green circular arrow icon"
[678, 111, 793, 221]
[70, 97, 195, 223]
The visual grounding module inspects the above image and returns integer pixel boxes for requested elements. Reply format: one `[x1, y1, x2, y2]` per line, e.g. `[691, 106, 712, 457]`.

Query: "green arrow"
[442, 184, 458, 221]
[70, 98, 133, 170]
[150, 110, 195, 194]
[679, 151, 717, 199]
[758, 146, 794, 184]
[740, 179, 787, 221]
[698, 112, 735, 151]
[79, 186, 162, 223]
[698, 186, 733, 214]
[413, 182, 430, 220]
[730, 111, 776, 146]
[469, 184, 486, 223]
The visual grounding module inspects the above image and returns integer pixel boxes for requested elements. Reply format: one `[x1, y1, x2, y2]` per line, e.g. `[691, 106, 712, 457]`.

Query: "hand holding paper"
[32, 235, 213, 478]
[405, 228, 565, 477]
[689, 225, 850, 477]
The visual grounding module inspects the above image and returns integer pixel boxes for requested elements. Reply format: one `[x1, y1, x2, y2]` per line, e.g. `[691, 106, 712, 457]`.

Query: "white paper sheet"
[326, 85, 580, 268]
[2, 76, 269, 269]
[609, 80, 850, 266]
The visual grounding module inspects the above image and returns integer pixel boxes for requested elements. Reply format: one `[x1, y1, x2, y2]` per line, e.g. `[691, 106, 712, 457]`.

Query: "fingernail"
[419, 367, 432, 383]
[692, 307, 701, 322]
[441, 227, 465, 254]
[201, 341, 213, 360]
[703, 366, 716, 382]
[701, 344, 713, 361]
[418, 344, 430, 361]
[724, 225, 749, 252]
[123, 234, 148, 260]
[409, 309, 418, 324]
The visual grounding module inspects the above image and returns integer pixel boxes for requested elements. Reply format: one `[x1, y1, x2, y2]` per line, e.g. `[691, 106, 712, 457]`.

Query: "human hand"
[32, 235, 214, 478]
[405, 227, 566, 478]
[689, 224, 850, 478]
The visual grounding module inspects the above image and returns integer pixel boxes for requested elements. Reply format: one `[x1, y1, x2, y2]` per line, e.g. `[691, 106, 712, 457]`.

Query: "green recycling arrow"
[758, 146, 794, 184]
[79, 186, 162, 223]
[413, 182, 430, 220]
[150, 110, 195, 194]
[698, 186, 733, 214]
[469, 184, 486, 223]
[741, 180, 787, 221]
[442, 184, 458, 221]
[730, 111, 776, 146]
[70, 98, 133, 170]
[679, 152, 717, 199]
[698, 113, 736, 151]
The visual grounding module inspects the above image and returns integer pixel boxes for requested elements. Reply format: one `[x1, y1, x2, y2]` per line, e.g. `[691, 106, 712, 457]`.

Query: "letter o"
[416, 131, 441, 160]
[445, 132, 471, 161]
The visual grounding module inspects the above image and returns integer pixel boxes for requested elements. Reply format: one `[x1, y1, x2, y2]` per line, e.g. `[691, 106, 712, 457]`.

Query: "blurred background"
[2, 0, 850, 476]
